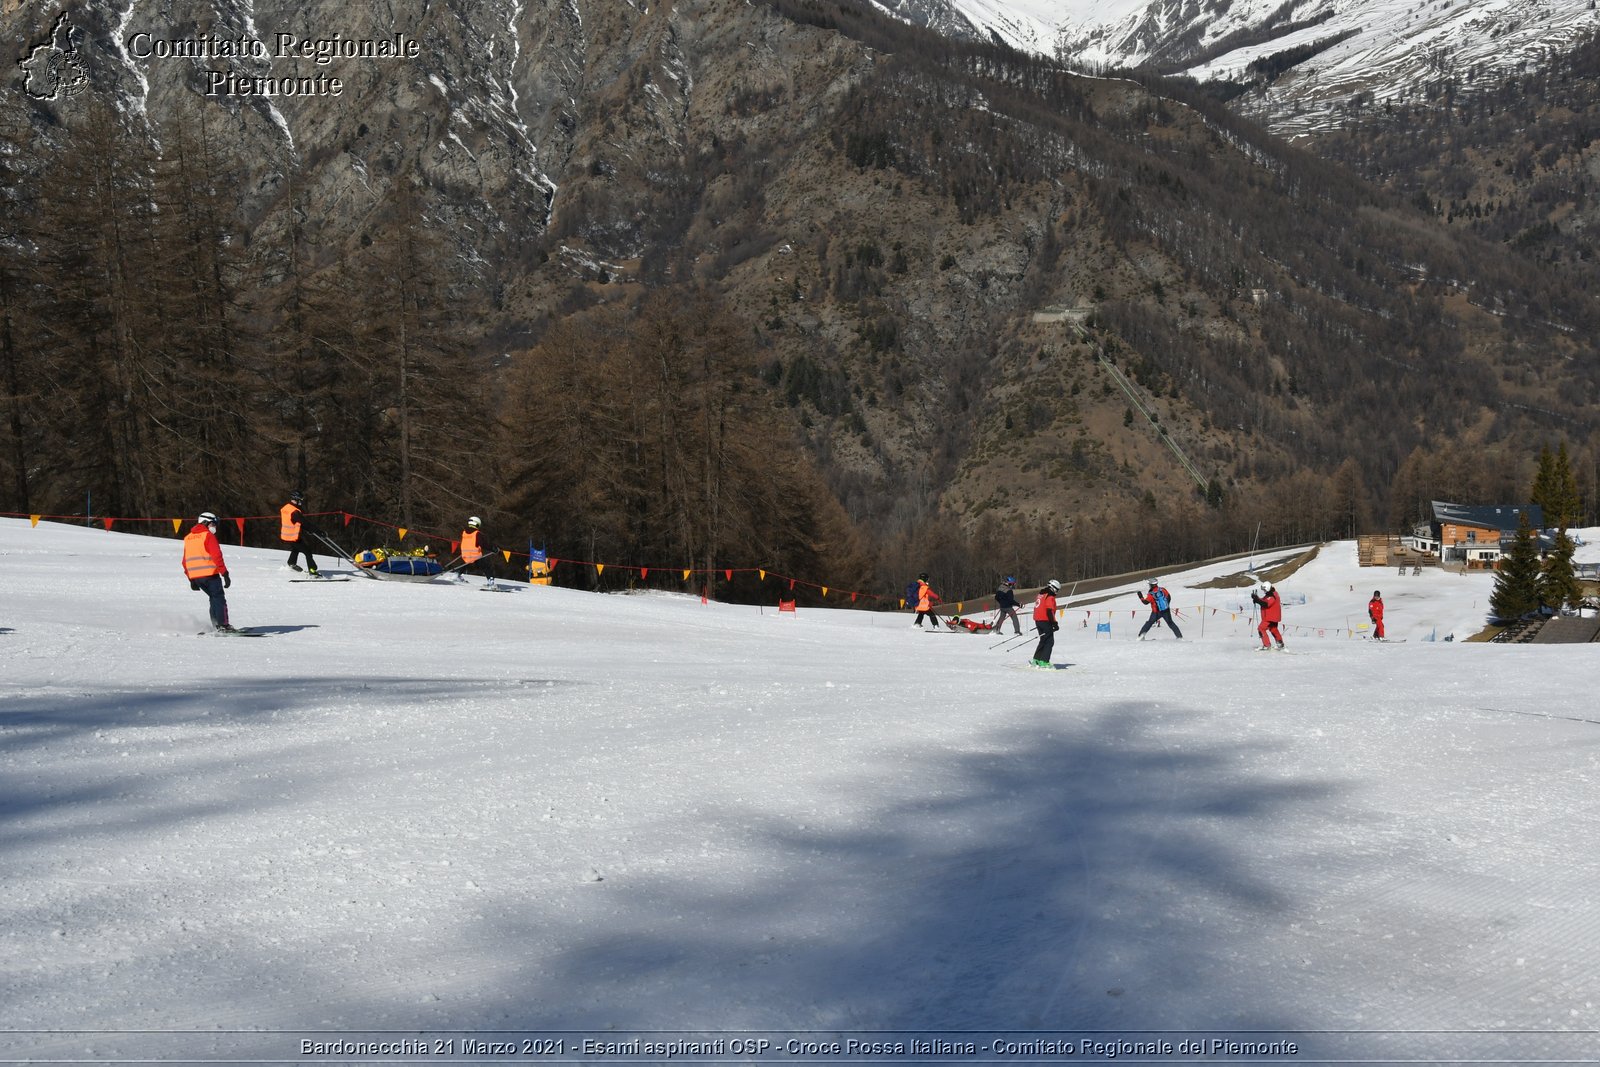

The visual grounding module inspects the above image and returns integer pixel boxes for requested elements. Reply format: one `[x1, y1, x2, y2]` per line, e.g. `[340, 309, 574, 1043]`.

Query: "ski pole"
[990, 630, 1034, 652]
[312, 529, 376, 576]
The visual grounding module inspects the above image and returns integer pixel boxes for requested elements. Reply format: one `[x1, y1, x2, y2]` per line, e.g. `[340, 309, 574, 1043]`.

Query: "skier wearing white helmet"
[1251, 579, 1285, 650]
[1136, 577, 1182, 640]
[1030, 579, 1062, 668]
[181, 510, 235, 632]
[457, 515, 499, 586]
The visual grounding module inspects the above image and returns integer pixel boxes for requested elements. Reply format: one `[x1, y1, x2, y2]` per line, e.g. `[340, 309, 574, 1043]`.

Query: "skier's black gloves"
[222, 573, 231, 589]
[190, 579, 201, 591]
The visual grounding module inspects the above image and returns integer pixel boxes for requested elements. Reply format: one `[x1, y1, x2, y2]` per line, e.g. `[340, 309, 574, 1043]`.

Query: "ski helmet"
[1373, 590, 1381, 598]
[1148, 578, 1159, 587]
[467, 516, 482, 529]
[1046, 579, 1061, 593]
[918, 572, 928, 581]
[290, 490, 304, 505]
[1004, 575, 1016, 586]
[198, 511, 218, 527]
[1261, 580, 1274, 592]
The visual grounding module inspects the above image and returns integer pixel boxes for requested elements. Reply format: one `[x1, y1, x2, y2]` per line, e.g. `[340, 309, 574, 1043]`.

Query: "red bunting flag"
[234, 517, 246, 539]
[641, 567, 649, 579]
[101, 517, 114, 531]
[725, 569, 732, 581]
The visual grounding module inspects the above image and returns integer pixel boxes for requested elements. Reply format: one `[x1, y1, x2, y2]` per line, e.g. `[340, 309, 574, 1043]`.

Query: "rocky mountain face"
[5, 0, 1598, 586]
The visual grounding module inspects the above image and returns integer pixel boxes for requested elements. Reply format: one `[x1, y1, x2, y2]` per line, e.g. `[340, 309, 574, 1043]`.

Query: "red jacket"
[182, 525, 226, 580]
[1033, 591, 1058, 622]
[1253, 588, 1282, 624]
[1368, 596, 1384, 623]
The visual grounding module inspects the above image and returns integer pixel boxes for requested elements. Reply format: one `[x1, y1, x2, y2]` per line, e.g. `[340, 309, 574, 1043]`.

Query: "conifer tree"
[1552, 441, 1581, 531]
[1488, 510, 1542, 622]
[1529, 443, 1556, 522]
[1537, 529, 1582, 612]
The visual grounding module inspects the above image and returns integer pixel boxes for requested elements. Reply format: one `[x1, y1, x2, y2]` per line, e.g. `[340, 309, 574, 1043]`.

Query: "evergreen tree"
[1537, 529, 1582, 612]
[1552, 440, 1581, 531]
[1529, 443, 1556, 522]
[1488, 510, 1542, 621]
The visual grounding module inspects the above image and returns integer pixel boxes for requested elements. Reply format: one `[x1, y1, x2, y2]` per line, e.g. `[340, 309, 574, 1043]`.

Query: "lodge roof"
[1430, 501, 1545, 532]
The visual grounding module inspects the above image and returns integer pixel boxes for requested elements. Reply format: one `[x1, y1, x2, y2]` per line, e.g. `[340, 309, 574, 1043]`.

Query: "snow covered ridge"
[869, 0, 1600, 138]
[4, 517, 1599, 1051]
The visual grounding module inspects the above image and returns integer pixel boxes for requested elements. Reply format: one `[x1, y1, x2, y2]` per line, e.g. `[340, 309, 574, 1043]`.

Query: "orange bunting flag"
[759, 569, 766, 581]
[821, 586, 828, 598]
[502, 550, 512, 562]
[683, 569, 691, 581]
[398, 528, 408, 541]
[596, 563, 605, 576]
[101, 517, 114, 531]
[30, 515, 41, 527]
[899, 599, 906, 609]
[172, 518, 182, 533]
[957, 602, 963, 613]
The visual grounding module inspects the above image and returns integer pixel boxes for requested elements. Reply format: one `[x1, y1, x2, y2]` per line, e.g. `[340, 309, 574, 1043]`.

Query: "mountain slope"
[866, 0, 1600, 141]
[3, 0, 1598, 595]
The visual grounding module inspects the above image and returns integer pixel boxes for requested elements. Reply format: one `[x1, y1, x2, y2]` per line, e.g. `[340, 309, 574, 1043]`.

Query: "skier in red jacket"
[182, 511, 234, 632]
[1251, 580, 1284, 651]
[1368, 590, 1385, 639]
[1031, 579, 1061, 668]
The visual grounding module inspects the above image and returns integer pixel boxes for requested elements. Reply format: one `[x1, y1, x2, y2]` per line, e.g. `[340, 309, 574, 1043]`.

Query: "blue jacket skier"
[994, 576, 1022, 635]
[1137, 578, 1183, 639]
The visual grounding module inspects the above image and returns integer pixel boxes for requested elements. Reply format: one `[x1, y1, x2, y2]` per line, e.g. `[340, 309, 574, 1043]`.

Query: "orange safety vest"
[461, 529, 483, 563]
[182, 527, 223, 580]
[280, 502, 301, 543]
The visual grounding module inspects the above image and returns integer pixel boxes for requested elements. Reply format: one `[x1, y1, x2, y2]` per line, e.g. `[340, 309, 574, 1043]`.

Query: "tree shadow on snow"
[469, 700, 1348, 1035]
[0, 676, 588, 853]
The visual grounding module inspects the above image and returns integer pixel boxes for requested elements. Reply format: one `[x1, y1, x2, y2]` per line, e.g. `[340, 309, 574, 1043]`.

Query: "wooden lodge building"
[1406, 501, 1546, 567]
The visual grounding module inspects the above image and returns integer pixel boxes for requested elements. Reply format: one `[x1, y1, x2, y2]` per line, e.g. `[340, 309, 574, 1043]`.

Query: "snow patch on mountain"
[870, 0, 1600, 139]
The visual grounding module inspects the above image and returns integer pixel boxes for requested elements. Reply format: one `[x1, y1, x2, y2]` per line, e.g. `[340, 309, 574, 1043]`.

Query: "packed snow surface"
[2, 519, 1597, 1063]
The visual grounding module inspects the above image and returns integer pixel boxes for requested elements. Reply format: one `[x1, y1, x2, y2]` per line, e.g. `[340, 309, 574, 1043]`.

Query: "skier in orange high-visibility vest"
[182, 511, 234, 632]
[458, 516, 499, 586]
[280, 490, 318, 577]
[912, 573, 940, 628]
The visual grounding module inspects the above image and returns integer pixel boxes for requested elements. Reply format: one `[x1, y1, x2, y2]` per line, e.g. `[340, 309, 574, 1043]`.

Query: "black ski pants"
[192, 574, 230, 629]
[1138, 608, 1182, 638]
[1033, 619, 1057, 662]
